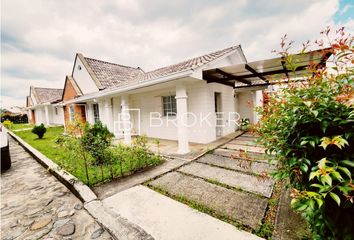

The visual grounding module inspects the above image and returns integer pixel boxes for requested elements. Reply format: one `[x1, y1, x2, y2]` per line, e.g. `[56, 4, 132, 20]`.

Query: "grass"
[147, 183, 253, 233]
[14, 126, 163, 186]
[14, 126, 68, 161]
[8, 123, 35, 131]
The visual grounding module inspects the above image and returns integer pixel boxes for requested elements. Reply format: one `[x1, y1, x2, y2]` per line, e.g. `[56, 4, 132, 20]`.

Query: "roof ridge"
[146, 44, 240, 73]
[32, 87, 63, 90]
[84, 56, 142, 70]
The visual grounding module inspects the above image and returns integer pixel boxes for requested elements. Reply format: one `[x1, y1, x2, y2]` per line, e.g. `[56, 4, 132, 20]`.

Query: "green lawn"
[8, 123, 34, 131]
[14, 126, 163, 186]
[14, 126, 70, 163]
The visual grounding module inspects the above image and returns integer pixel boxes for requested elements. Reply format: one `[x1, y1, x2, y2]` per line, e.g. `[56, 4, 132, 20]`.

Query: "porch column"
[86, 104, 93, 124]
[44, 105, 50, 126]
[252, 90, 263, 123]
[121, 95, 131, 144]
[176, 83, 189, 154]
[104, 98, 113, 132]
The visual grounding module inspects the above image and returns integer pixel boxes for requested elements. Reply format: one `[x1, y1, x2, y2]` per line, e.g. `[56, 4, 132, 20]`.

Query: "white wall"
[96, 80, 236, 144]
[237, 92, 254, 123]
[33, 105, 64, 125]
[49, 106, 64, 125]
[205, 82, 237, 139]
[34, 107, 45, 125]
[72, 56, 99, 94]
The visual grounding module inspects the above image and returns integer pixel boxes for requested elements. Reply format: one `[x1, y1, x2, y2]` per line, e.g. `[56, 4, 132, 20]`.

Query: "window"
[69, 105, 75, 122]
[162, 95, 177, 116]
[93, 103, 100, 123]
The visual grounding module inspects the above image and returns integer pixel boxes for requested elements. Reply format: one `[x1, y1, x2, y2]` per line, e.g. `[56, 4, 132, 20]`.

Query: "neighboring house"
[9, 106, 27, 115]
[61, 75, 85, 127]
[26, 86, 64, 126]
[62, 45, 260, 154]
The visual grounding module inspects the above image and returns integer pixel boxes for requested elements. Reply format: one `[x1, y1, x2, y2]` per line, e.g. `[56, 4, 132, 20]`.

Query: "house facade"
[61, 45, 264, 153]
[26, 87, 65, 126]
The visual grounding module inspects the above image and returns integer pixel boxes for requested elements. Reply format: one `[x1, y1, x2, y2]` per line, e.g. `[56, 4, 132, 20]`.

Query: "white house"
[26, 86, 65, 126]
[61, 45, 329, 154]
[61, 45, 264, 154]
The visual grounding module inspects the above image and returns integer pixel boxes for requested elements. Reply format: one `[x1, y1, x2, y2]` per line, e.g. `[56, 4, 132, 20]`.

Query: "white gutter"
[64, 69, 194, 104]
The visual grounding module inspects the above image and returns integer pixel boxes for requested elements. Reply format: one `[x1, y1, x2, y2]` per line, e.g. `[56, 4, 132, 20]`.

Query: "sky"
[1, 0, 353, 109]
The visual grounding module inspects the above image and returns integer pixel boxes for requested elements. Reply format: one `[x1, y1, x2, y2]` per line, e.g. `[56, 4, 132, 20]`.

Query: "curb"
[8, 130, 97, 203]
[7, 129, 154, 240]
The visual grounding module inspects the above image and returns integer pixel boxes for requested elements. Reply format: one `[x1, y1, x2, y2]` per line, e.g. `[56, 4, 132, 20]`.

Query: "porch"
[113, 131, 243, 160]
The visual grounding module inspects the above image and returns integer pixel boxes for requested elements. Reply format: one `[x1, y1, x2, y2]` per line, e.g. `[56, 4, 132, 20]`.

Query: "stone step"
[241, 133, 259, 138]
[148, 172, 268, 230]
[213, 149, 271, 163]
[197, 154, 275, 175]
[178, 162, 274, 198]
[222, 143, 266, 154]
[228, 139, 258, 146]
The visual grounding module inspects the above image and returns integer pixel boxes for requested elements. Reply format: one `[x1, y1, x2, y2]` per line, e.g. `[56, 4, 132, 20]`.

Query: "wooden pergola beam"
[245, 64, 268, 82]
[216, 68, 252, 85]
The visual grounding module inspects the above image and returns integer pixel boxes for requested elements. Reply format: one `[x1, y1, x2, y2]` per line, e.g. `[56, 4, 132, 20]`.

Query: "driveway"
[1, 138, 112, 239]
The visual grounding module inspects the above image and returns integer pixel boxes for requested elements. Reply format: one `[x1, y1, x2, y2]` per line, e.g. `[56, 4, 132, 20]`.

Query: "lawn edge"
[8, 129, 97, 203]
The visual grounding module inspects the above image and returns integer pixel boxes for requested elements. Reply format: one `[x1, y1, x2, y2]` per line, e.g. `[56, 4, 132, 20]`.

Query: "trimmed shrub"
[256, 28, 354, 239]
[32, 124, 47, 139]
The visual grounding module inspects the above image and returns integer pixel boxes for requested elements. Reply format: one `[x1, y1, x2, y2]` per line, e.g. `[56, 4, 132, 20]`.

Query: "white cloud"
[1, 0, 352, 109]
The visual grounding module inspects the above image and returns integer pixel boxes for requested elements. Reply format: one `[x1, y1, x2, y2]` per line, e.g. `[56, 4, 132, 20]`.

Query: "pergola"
[203, 49, 332, 89]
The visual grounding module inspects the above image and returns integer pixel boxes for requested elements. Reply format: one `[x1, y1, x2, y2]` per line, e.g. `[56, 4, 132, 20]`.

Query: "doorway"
[214, 92, 222, 137]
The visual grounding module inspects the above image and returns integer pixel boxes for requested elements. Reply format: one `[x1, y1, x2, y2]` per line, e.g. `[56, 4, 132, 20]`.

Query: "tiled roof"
[83, 45, 241, 89]
[84, 58, 144, 89]
[32, 87, 63, 104]
[142, 45, 241, 81]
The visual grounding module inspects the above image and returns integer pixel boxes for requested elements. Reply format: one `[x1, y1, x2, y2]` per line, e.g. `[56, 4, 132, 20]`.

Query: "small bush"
[3, 120, 13, 129]
[32, 124, 47, 139]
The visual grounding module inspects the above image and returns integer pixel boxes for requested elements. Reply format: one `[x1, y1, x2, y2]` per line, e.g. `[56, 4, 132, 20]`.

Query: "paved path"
[99, 133, 273, 239]
[147, 133, 275, 230]
[104, 185, 262, 240]
[1, 138, 112, 240]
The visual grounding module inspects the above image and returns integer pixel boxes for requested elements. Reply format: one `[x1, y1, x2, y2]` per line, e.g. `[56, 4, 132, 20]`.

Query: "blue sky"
[334, 0, 353, 23]
[1, 0, 353, 109]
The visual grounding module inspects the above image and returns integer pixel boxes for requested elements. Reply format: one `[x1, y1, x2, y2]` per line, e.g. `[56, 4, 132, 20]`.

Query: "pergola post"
[121, 95, 131, 144]
[176, 83, 189, 154]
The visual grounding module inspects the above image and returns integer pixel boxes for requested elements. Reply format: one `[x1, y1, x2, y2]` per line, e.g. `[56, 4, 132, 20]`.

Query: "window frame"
[92, 103, 100, 123]
[69, 105, 75, 122]
[162, 95, 177, 117]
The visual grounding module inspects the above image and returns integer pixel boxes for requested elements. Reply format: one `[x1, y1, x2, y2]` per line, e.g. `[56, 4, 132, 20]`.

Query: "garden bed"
[14, 126, 163, 186]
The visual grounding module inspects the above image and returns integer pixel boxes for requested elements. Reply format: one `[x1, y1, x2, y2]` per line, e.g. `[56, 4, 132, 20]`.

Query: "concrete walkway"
[1, 138, 112, 239]
[104, 185, 262, 240]
[97, 133, 273, 239]
[146, 133, 275, 231]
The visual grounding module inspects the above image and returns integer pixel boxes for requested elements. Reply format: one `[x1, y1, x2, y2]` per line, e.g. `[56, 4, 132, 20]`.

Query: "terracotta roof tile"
[84, 45, 240, 89]
[84, 58, 144, 89]
[32, 87, 63, 104]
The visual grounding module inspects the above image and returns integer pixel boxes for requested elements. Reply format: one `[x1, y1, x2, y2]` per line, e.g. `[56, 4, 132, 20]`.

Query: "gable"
[62, 76, 82, 101]
[26, 96, 33, 107]
[72, 54, 100, 94]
